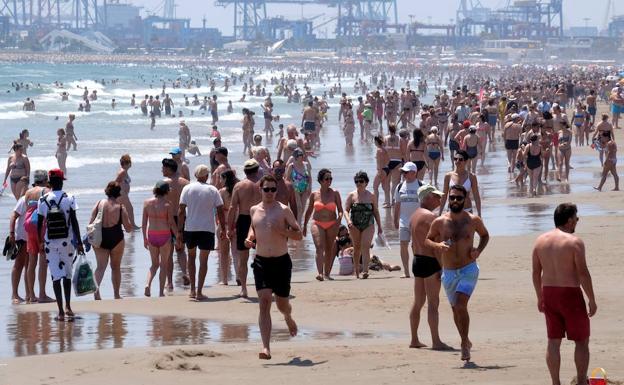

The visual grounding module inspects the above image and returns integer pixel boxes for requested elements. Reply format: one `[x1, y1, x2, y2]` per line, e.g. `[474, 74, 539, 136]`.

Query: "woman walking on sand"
[115, 154, 139, 229]
[89, 181, 132, 300]
[142, 181, 178, 297]
[303, 168, 344, 281]
[344, 171, 383, 279]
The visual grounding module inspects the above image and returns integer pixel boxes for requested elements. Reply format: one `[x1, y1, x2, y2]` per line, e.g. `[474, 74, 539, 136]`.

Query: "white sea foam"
[29, 152, 171, 171]
[0, 111, 29, 119]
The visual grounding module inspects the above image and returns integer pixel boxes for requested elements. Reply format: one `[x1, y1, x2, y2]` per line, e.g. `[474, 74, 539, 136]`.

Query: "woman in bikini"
[384, 124, 405, 198]
[594, 132, 619, 191]
[13, 129, 33, 155]
[571, 104, 585, 146]
[4, 143, 30, 200]
[460, 126, 479, 174]
[542, 111, 557, 173]
[303, 168, 344, 281]
[373, 136, 391, 207]
[557, 122, 573, 182]
[407, 128, 427, 180]
[89, 181, 132, 300]
[524, 134, 543, 197]
[285, 148, 311, 225]
[115, 154, 139, 229]
[540, 125, 553, 184]
[142, 181, 178, 297]
[55, 128, 67, 175]
[439, 150, 482, 217]
[447, 113, 461, 168]
[552, 105, 568, 172]
[476, 114, 491, 166]
[425, 127, 444, 186]
[218, 170, 240, 285]
[343, 103, 355, 146]
[344, 171, 382, 279]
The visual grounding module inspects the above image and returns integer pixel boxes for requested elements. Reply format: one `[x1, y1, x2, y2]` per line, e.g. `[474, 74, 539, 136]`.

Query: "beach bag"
[338, 254, 354, 276]
[23, 203, 39, 234]
[86, 200, 104, 248]
[72, 253, 97, 296]
[23, 190, 45, 234]
[44, 193, 69, 240]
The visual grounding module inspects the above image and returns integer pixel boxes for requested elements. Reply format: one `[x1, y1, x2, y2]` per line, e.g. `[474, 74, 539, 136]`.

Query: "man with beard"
[531, 203, 596, 385]
[425, 184, 489, 362]
[271, 159, 298, 219]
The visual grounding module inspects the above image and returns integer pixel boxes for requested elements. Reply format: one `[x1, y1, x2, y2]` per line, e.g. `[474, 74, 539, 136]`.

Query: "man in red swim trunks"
[532, 203, 597, 385]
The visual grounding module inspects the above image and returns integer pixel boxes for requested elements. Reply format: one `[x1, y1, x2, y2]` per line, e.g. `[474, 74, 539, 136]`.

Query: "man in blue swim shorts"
[425, 184, 489, 362]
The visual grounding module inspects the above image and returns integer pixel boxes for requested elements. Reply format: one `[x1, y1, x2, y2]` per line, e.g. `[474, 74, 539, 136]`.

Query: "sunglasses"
[454, 158, 465, 162]
[323, 177, 333, 182]
[448, 195, 465, 202]
[262, 187, 277, 193]
[355, 179, 366, 184]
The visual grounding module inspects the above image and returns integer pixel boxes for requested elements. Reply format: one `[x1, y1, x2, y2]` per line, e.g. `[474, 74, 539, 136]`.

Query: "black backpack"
[45, 193, 69, 240]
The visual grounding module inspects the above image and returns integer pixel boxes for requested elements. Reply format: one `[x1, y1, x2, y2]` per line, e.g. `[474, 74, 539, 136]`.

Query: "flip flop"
[258, 352, 271, 360]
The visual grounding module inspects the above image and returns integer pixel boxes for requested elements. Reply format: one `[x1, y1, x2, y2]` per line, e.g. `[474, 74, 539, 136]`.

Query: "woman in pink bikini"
[142, 181, 178, 297]
[303, 168, 344, 281]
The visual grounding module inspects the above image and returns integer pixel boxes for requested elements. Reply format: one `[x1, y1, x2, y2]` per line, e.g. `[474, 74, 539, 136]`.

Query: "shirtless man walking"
[301, 101, 318, 145]
[425, 184, 489, 361]
[503, 113, 523, 177]
[161, 158, 190, 289]
[244, 174, 301, 359]
[271, 159, 298, 219]
[409, 185, 450, 350]
[227, 159, 262, 298]
[532, 203, 596, 385]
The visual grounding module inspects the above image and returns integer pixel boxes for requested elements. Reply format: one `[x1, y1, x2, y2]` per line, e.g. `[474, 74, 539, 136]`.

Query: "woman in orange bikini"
[303, 168, 344, 281]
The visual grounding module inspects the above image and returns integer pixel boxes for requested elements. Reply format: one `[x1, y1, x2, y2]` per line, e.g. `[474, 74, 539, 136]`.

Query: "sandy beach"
[1, 58, 623, 384]
[3, 204, 624, 384]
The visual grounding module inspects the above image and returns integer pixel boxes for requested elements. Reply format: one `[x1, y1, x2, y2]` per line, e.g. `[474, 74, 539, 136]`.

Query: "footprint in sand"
[154, 349, 224, 371]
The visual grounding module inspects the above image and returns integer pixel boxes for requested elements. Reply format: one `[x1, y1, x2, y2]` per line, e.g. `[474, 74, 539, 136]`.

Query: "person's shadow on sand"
[264, 357, 328, 367]
[459, 361, 516, 371]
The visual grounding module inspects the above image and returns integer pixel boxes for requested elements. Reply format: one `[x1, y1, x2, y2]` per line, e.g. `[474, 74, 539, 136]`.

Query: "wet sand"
[2, 208, 624, 384]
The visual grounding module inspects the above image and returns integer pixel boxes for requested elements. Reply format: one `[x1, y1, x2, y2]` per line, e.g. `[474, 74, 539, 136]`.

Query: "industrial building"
[0, 0, 623, 58]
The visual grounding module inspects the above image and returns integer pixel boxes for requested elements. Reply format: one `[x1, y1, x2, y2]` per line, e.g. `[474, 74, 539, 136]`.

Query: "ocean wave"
[0, 111, 29, 119]
[66, 184, 153, 196]
[28, 152, 173, 170]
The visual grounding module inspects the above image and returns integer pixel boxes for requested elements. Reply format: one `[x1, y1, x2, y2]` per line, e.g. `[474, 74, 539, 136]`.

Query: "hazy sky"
[129, 0, 621, 35]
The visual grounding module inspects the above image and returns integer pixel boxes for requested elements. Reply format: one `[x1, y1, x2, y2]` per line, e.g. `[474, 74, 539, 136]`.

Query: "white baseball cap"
[401, 162, 418, 172]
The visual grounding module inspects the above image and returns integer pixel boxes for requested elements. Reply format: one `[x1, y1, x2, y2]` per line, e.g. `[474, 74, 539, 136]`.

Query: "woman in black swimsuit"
[344, 171, 383, 279]
[407, 129, 427, 180]
[524, 134, 542, 197]
[89, 181, 132, 300]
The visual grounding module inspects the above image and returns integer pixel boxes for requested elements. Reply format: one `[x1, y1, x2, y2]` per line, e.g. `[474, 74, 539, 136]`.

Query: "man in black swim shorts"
[245, 175, 302, 360]
[503, 113, 523, 175]
[408, 184, 450, 350]
[227, 159, 262, 298]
